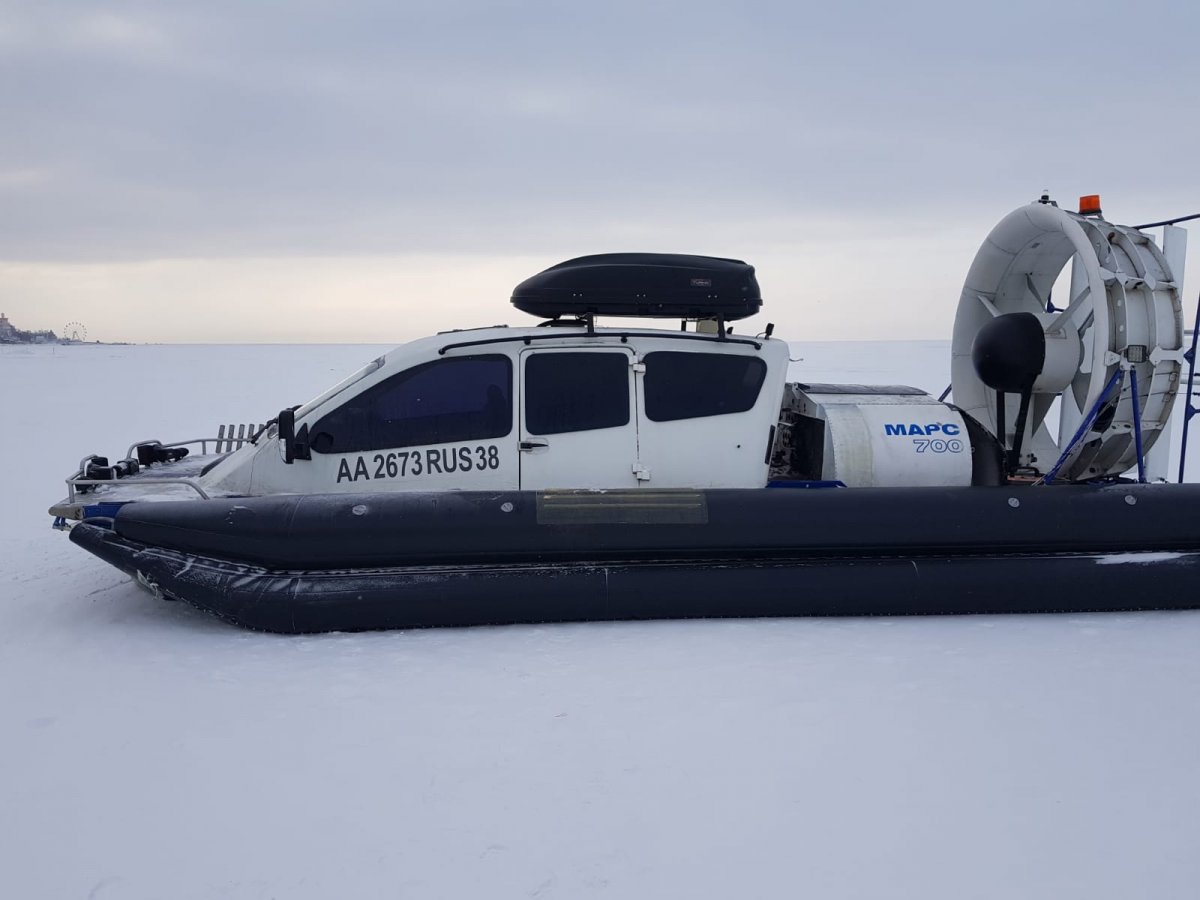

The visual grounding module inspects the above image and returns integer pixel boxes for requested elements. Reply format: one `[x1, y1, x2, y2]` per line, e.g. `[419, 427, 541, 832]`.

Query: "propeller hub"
[971, 312, 1045, 393]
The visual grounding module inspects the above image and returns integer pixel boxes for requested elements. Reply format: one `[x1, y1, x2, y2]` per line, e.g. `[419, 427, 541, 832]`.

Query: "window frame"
[309, 353, 514, 453]
[641, 350, 767, 423]
[522, 349, 633, 436]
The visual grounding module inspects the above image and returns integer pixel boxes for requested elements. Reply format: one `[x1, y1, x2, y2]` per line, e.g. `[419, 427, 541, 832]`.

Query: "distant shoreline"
[0, 340, 134, 347]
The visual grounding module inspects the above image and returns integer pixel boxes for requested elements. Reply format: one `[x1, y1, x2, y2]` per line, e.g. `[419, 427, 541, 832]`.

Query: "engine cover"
[783, 384, 974, 487]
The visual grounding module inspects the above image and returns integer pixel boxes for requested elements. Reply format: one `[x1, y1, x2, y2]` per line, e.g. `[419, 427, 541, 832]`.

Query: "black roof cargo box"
[511, 253, 761, 321]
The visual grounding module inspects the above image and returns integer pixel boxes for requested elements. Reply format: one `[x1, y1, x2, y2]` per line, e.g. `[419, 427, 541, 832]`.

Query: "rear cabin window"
[309, 355, 512, 452]
[525, 352, 630, 435]
[643, 351, 766, 422]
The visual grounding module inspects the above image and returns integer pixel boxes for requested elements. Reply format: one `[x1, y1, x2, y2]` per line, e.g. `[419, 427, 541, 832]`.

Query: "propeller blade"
[976, 293, 1002, 318]
[1070, 370, 1090, 411]
[1048, 284, 1092, 333]
[1025, 274, 1050, 312]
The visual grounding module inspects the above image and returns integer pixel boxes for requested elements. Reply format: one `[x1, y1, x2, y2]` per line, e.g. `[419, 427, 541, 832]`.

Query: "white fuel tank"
[790, 384, 973, 487]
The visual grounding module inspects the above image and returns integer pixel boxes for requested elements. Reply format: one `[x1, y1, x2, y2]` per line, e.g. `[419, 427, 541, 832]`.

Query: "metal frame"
[1041, 369, 1124, 485]
[1178, 291, 1200, 483]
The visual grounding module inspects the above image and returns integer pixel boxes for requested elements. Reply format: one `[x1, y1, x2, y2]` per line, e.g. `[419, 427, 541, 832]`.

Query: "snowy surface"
[3, 341, 1200, 900]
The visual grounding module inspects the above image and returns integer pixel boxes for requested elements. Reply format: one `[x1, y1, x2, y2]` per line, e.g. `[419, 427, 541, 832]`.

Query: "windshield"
[293, 355, 386, 420]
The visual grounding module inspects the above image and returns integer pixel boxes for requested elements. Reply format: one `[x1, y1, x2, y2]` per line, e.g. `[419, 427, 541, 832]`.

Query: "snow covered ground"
[3, 341, 1200, 899]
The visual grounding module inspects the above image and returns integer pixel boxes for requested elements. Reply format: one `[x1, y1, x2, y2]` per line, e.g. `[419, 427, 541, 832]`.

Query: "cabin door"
[518, 347, 642, 490]
[285, 352, 521, 493]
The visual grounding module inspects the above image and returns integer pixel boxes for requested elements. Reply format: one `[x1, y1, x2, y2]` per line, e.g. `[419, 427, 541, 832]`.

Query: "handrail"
[122, 436, 241, 460]
[438, 329, 763, 356]
[1134, 212, 1200, 230]
[66, 435, 242, 504]
[69, 477, 211, 500]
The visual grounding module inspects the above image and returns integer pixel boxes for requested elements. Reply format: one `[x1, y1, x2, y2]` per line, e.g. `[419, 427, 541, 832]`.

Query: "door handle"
[519, 440, 549, 451]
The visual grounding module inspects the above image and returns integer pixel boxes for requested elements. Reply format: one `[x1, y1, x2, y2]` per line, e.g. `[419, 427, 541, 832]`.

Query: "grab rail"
[66, 477, 211, 502]
[438, 329, 763, 356]
[64, 428, 260, 505]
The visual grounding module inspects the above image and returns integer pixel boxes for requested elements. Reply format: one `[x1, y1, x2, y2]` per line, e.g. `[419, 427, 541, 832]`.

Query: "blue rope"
[1043, 368, 1124, 484]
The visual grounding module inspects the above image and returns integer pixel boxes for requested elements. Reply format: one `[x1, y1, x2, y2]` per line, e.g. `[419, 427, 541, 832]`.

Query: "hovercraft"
[51, 196, 1200, 632]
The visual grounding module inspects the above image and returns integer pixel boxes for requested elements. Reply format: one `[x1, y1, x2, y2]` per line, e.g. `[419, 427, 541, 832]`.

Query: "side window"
[525, 352, 630, 435]
[643, 351, 766, 422]
[310, 355, 512, 453]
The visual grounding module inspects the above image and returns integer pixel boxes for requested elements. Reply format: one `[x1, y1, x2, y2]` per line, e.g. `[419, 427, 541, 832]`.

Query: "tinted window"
[525, 352, 630, 435]
[310, 355, 512, 452]
[643, 351, 766, 422]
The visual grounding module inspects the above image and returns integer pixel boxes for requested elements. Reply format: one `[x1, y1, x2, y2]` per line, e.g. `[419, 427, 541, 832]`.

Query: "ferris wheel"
[62, 322, 88, 342]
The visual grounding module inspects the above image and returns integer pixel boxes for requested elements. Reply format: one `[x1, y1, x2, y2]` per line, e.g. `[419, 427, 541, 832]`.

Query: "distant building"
[0, 313, 58, 344]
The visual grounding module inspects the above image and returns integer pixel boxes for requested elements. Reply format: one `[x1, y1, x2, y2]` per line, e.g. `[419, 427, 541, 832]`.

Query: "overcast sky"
[2, 0, 1199, 343]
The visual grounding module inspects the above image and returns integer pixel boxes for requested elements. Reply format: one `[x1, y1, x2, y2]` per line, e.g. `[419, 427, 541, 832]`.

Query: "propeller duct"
[950, 198, 1185, 481]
